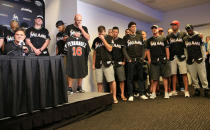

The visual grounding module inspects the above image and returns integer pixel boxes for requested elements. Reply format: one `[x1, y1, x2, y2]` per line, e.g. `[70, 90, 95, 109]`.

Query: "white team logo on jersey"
[12, 13, 19, 21]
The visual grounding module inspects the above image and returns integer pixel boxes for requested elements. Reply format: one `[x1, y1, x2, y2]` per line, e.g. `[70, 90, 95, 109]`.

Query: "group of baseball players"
[0, 14, 209, 104]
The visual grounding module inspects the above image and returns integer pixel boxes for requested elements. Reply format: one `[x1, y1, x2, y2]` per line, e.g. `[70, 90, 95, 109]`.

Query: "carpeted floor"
[58, 93, 210, 130]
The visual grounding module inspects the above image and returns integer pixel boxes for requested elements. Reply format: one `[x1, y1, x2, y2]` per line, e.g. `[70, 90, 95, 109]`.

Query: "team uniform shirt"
[183, 33, 204, 65]
[26, 27, 50, 55]
[92, 35, 113, 69]
[166, 31, 187, 61]
[64, 36, 90, 78]
[146, 36, 169, 64]
[4, 41, 31, 56]
[56, 31, 67, 55]
[65, 24, 88, 42]
[123, 33, 145, 62]
[64, 24, 90, 78]
[4, 29, 15, 44]
[112, 37, 124, 67]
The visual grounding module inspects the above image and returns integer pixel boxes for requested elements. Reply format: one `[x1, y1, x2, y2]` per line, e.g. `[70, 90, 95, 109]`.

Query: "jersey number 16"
[72, 47, 82, 56]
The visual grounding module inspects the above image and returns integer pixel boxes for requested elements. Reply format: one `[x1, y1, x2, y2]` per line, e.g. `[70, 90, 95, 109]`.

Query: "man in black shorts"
[55, 20, 67, 55]
[25, 15, 50, 56]
[146, 25, 170, 99]
[112, 26, 127, 101]
[123, 21, 148, 101]
[92, 25, 118, 103]
[64, 14, 90, 94]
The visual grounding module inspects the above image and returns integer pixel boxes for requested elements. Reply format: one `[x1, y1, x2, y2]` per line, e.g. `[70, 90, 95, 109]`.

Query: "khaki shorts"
[170, 56, 187, 75]
[95, 65, 115, 83]
[114, 65, 126, 82]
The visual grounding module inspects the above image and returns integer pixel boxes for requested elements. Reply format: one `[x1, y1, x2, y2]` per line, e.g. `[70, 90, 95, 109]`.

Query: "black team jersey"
[122, 33, 145, 61]
[26, 27, 50, 55]
[166, 31, 187, 61]
[112, 37, 124, 67]
[56, 31, 67, 55]
[64, 36, 90, 78]
[92, 35, 113, 69]
[65, 24, 88, 42]
[146, 36, 169, 64]
[4, 41, 31, 56]
[64, 24, 90, 78]
[183, 33, 203, 64]
[4, 29, 15, 44]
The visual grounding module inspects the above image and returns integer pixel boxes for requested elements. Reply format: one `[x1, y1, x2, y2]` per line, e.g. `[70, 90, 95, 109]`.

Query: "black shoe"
[194, 89, 200, 96]
[68, 87, 73, 94]
[204, 89, 209, 98]
[77, 86, 85, 93]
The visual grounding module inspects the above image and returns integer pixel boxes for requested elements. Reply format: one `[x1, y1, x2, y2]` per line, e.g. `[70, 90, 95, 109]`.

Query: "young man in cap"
[112, 26, 127, 101]
[26, 15, 50, 56]
[166, 20, 189, 97]
[55, 20, 67, 55]
[184, 24, 209, 97]
[146, 25, 170, 99]
[123, 21, 148, 101]
[92, 25, 118, 103]
[64, 14, 90, 94]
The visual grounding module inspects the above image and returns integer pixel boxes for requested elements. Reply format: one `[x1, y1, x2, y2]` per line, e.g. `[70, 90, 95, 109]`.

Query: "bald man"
[64, 14, 90, 94]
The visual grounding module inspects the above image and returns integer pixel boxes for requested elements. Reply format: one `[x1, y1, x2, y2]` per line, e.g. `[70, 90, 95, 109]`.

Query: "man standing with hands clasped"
[64, 14, 90, 94]
[146, 25, 171, 99]
[26, 15, 50, 56]
[123, 21, 148, 101]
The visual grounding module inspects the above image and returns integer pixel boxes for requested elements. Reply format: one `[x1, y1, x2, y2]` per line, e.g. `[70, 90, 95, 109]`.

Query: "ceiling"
[80, 0, 210, 23]
[138, 0, 210, 12]
[80, 0, 162, 23]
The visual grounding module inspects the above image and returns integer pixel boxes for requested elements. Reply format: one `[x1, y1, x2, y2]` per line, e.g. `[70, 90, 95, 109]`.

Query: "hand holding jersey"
[65, 14, 90, 94]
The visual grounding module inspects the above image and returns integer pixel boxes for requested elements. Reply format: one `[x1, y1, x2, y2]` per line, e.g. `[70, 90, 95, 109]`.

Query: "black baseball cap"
[185, 24, 193, 30]
[35, 15, 44, 20]
[56, 20, 64, 27]
[151, 25, 159, 29]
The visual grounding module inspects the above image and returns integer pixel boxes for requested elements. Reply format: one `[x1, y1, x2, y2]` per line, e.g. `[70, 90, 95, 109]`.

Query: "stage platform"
[0, 92, 113, 130]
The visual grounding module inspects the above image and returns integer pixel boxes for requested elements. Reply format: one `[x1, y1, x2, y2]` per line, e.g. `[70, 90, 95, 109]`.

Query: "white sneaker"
[185, 91, 190, 97]
[128, 96, 134, 102]
[169, 91, 178, 96]
[164, 92, 170, 99]
[134, 93, 139, 97]
[140, 95, 148, 100]
[150, 93, 156, 99]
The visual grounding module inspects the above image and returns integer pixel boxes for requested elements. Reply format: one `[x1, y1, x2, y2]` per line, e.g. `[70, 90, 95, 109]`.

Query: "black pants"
[126, 62, 145, 96]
